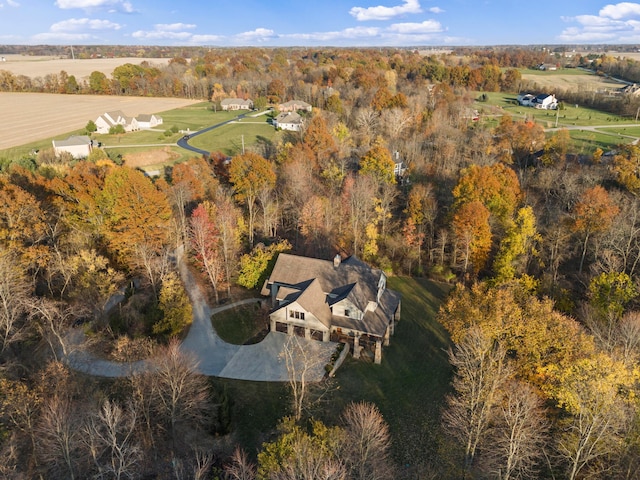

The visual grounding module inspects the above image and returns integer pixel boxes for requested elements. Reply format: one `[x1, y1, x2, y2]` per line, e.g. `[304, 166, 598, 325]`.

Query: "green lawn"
[190, 121, 278, 156]
[477, 91, 634, 126]
[567, 129, 629, 153]
[213, 276, 453, 473]
[211, 303, 267, 345]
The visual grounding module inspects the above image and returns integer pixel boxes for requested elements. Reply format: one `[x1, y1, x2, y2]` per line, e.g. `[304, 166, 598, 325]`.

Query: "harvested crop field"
[0, 55, 171, 82]
[521, 70, 625, 92]
[0, 92, 200, 150]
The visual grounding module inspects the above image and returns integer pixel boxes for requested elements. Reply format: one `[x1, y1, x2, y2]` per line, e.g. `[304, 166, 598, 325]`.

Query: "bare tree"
[443, 327, 511, 472]
[484, 381, 548, 480]
[224, 447, 256, 480]
[341, 401, 393, 480]
[152, 339, 211, 445]
[28, 297, 85, 359]
[0, 248, 30, 352]
[191, 447, 215, 480]
[616, 311, 640, 365]
[133, 242, 172, 299]
[84, 399, 141, 480]
[281, 335, 325, 422]
[37, 394, 82, 480]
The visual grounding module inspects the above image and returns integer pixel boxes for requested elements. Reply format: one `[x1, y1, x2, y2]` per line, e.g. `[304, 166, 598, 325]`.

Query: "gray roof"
[264, 254, 399, 337]
[136, 114, 153, 122]
[279, 100, 311, 109]
[275, 111, 303, 124]
[53, 135, 92, 147]
[221, 97, 252, 105]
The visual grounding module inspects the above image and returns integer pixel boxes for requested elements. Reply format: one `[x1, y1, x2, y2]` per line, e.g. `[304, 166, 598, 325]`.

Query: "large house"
[52, 135, 93, 158]
[261, 253, 401, 364]
[278, 100, 312, 112]
[517, 92, 558, 110]
[221, 98, 254, 111]
[95, 111, 139, 134]
[273, 111, 304, 131]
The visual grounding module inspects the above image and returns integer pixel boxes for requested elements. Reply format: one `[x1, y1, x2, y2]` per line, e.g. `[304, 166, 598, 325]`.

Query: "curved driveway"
[64, 252, 337, 382]
[177, 112, 248, 156]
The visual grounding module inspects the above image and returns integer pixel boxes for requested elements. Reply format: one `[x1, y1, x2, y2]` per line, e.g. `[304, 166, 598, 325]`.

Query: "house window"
[292, 311, 305, 320]
[344, 309, 350, 318]
[289, 310, 294, 318]
[300, 312, 305, 320]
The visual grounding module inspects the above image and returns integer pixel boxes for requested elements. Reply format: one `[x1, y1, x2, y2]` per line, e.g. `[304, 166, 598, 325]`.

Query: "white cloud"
[55, 0, 133, 13]
[7, 0, 19, 6]
[387, 19, 442, 33]
[191, 34, 222, 43]
[560, 3, 640, 42]
[600, 2, 640, 19]
[233, 28, 277, 42]
[284, 26, 381, 42]
[350, 0, 421, 21]
[131, 23, 198, 40]
[50, 18, 122, 32]
[132, 30, 192, 40]
[429, 6, 444, 14]
[154, 23, 196, 31]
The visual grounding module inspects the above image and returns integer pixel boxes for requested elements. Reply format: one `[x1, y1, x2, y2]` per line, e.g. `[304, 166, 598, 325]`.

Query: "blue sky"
[3, 1, 640, 46]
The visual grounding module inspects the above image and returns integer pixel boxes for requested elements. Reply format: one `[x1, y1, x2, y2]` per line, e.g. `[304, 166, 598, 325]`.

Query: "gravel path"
[64, 251, 337, 382]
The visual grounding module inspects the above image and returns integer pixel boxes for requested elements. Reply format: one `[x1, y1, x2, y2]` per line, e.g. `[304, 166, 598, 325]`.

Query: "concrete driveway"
[64, 253, 337, 382]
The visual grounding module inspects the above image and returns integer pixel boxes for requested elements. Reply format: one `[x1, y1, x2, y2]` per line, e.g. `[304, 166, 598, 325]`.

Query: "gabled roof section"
[53, 135, 92, 147]
[266, 253, 381, 305]
[295, 279, 332, 329]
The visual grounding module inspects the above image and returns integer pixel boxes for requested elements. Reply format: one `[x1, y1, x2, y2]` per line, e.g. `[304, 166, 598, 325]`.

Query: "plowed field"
[0, 92, 199, 150]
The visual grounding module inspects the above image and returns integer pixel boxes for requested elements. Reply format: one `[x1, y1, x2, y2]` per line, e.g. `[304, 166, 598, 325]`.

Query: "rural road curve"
[64, 249, 338, 382]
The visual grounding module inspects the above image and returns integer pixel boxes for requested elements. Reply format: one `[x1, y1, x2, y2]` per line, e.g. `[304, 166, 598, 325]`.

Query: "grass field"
[213, 276, 453, 474]
[191, 120, 278, 156]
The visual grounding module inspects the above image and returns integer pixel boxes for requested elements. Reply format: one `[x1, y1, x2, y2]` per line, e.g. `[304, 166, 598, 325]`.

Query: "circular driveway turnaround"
[64, 253, 338, 382]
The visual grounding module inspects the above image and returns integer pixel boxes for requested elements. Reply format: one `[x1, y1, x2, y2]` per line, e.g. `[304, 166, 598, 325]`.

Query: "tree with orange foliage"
[452, 201, 492, 274]
[452, 163, 522, 225]
[303, 114, 337, 170]
[571, 185, 620, 273]
[229, 152, 276, 247]
[99, 166, 173, 266]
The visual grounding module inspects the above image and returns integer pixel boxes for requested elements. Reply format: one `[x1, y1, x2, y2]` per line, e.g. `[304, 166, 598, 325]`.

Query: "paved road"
[64, 251, 338, 382]
[177, 112, 248, 156]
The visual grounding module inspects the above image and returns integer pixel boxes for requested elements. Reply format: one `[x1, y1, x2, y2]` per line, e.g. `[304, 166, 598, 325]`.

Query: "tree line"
[1, 44, 640, 477]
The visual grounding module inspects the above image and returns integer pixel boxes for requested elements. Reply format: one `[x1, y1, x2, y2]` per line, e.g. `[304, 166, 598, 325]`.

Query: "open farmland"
[0, 92, 200, 150]
[520, 68, 625, 92]
[0, 54, 171, 82]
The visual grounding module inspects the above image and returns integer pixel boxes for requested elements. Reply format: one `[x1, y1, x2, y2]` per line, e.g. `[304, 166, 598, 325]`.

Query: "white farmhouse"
[273, 111, 304, 131]
[95, 111, 139, 134]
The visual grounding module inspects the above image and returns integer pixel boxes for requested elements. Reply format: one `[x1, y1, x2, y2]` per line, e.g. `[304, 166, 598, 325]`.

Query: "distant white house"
[220, 98, 253, 111]
[95, 111, 139, 134]
[52, 135, 93, 159]
[278, 100, 312, 112]
[135, 114, 163, 129]
[273, 111, 304, 131]
[517, 92, 558, 110]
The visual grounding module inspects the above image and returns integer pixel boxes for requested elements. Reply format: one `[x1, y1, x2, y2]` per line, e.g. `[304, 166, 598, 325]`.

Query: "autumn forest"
[1, 45, 640, 479]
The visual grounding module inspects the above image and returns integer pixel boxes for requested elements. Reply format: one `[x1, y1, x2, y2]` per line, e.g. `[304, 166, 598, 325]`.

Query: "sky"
[3, 1, 640, 46]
